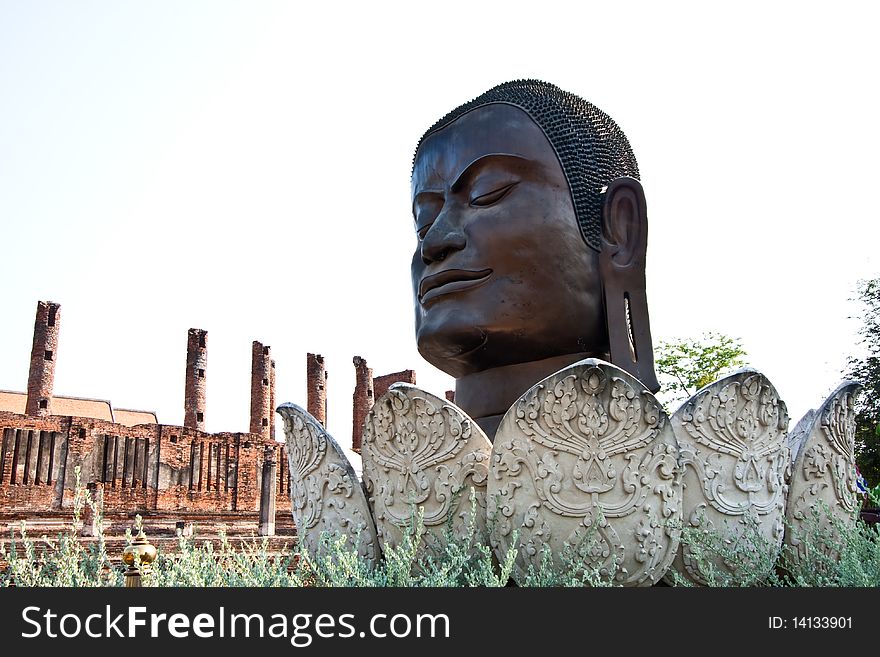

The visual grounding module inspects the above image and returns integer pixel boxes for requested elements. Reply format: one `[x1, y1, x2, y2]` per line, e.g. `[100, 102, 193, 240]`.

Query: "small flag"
[856, 468, 869, 495]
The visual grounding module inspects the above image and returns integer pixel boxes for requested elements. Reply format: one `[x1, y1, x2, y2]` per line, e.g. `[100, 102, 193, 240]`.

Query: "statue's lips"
[419, 268, 493, 304]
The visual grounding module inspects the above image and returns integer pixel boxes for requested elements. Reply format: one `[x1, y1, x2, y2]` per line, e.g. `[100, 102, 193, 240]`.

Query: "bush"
[2, 483, 878, 587]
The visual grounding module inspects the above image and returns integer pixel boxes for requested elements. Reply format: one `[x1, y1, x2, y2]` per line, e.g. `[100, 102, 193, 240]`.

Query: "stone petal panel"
[277, 403, 380, 564]
[361, 384, 491, 555]
[787, 409, 816, 465]
[490, 358, 682, 586]
[784, 381, 862, 564]
[664, 369, 790, 586]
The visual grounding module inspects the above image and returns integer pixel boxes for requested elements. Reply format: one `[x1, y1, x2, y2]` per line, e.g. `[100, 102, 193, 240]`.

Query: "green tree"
[655, 332, 747, 408]
[845, 277, 880, 487]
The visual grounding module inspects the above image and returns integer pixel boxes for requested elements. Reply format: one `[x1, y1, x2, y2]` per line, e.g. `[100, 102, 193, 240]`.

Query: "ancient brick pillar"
[269, 359, 276, 440]
[25, 301, 61, 417]
[307, 353, 327, 426]
[373, 369, 417, 402]
[250, 341, 271, 439]
[184, 329, 207, 431]
[352, 356, 373, 453]
[259, 446, 277, 536]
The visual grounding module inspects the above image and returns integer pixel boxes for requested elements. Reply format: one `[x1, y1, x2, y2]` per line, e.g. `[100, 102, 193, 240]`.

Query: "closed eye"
[413, 192, 444, 241]
[470, 182, 517, 207]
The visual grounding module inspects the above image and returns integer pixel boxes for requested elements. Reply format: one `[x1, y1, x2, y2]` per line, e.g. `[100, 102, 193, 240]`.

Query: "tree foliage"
[846, 277, 880, 487]
[655, 332, 747, 408]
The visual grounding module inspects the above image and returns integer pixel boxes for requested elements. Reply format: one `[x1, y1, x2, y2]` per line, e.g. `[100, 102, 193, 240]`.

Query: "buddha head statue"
[410, 80, 658, 432]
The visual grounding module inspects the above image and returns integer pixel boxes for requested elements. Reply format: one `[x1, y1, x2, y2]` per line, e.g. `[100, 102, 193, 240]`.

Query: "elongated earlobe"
[599, 176, 659, 393]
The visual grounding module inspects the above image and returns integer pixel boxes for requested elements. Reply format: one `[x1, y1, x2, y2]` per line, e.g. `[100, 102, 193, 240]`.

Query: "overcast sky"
[1, 1, 877, 455]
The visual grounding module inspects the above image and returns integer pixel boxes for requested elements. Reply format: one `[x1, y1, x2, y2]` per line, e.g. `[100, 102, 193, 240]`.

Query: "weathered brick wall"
[351, 356, 373, 453]
[306, 353, 327, 426]
[2, 302, 299, 532]
[0, 410, 276, 516]
[250, 341, 272, 440]
[151, 428, 265, 513]
[183, 328, 207, 431]
[58, 416, 158, 511]
[152, 425, 190, 510]
[25, 301, 60, 417]
[0, 412, 68, 509]
[235, 434, 265, 512]
[373, 369, 417, 402]
[154, 426, 235, 512]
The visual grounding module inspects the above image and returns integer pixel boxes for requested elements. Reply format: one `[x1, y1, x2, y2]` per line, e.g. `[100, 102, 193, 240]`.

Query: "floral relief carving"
[361, 384, 491, 554]
[664, 370, 789, 585]
[820, 387, 861, 514]
[489, 359, 681, 586]
[277, 403, 380, 564]
[785, 382, 862, 563]
[803, 443, 831, 480]
[277, 361, 862, 583]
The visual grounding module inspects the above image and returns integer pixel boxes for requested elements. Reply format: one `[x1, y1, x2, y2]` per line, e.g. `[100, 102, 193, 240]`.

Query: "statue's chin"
[416, 326, 488, 378]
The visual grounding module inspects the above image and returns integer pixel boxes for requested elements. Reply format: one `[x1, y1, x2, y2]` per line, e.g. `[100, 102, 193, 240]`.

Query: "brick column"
[259, 446, 277, 536]
[250, 342, 271, 439]
[307, 353, 327, 426]
[352, 356, 373, 453]
[25, 301, 61, 417]
[184, 329, 207, 431]
[269, 359, 276, 440]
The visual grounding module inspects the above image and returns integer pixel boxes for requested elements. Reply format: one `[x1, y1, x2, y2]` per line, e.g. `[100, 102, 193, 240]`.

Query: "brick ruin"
[25, 301, 60, 418]
[350, 360, 419, 453]
[1, 301, 293, 539]
[249, 341, 273, 440]
[0, 412, 273, 519]
[306, 353, 327, 427]
[373, 369, 417, 402]
[183, 328, 208, 432]
[1, 301, 423, 539]
[351, 356, 374, 454]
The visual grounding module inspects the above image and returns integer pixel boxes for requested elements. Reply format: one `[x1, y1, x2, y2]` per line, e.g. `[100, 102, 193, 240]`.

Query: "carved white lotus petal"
[490, 358, 682, 586]
[361, 383, 491, 556]
[277, 403, 380, 565]
[784, 381, 862, 564]
[664, 369, 790, 586]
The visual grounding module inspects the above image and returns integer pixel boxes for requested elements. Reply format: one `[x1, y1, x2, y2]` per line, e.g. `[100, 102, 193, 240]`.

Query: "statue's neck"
[454, 352, 604, 441]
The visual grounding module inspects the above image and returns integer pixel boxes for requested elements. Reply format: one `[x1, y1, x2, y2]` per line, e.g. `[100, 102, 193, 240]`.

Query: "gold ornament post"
[122, 516, 157, 587]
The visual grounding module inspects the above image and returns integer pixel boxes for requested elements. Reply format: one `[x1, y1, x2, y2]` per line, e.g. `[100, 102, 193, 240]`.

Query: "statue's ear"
[599, 176, 659, 392]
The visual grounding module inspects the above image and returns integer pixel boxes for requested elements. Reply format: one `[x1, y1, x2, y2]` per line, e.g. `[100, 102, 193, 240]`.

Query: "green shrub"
[666, 504, 880, 587]
[2, 480, 878, 587]
[1, 468, 120, 587]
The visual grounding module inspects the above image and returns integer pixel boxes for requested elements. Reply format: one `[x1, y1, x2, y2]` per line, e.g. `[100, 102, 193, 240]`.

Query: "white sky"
[1, 1, 877, 454]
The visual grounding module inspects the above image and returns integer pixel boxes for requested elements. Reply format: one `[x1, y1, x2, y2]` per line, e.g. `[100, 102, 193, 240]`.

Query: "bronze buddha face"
[409, 80, 658, 433]
[411, 103, 607, 378]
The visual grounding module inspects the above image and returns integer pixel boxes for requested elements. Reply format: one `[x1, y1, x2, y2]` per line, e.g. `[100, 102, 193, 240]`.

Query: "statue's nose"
[420, 210, 466, 265]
